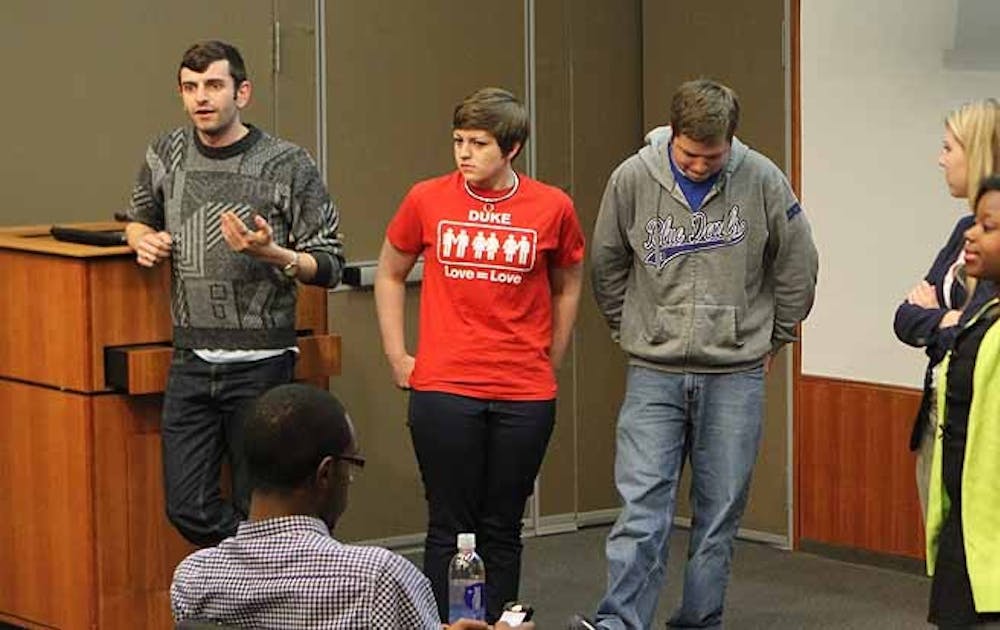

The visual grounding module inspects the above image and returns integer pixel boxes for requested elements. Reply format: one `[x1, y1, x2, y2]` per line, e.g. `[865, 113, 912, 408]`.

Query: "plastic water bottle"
[448, 532, 486, 622]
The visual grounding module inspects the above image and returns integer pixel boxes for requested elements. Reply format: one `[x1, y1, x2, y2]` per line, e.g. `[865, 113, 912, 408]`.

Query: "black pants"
[161, 349, 295, 546]
[929, 434, 1000, 628]
[408, 390, 555, 622]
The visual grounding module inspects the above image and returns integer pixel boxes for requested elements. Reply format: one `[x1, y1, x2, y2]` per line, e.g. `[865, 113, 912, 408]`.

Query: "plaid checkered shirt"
[171, 515, 441, 629]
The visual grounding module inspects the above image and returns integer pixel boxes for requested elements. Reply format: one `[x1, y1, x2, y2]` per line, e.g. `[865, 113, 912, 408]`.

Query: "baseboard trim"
[356, 531, 427, 555]
[534, 512, 579, 536]
[360, 509, 789, 554]
[354, 514, 581, 554]
[577, 508, 789, 549]
[799, 538, 925, 575]
[576, 508, 620, 528]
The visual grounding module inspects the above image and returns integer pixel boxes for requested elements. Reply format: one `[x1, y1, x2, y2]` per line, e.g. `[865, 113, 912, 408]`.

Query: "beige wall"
[1, 0, 275, 226]
[273, 0, 320, 156]
[321, 1, 528, 540]
[542, 0, 645, 518]
[330, 0, 647, 538]
[0, 0, 791, 541]
[642, 0, 791, 535]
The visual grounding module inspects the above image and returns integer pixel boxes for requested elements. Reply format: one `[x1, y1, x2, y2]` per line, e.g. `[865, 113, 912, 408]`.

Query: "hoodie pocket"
[643, 303, 743, 351]
[691, 304, 743, 350]
[643, 304, 688, 345]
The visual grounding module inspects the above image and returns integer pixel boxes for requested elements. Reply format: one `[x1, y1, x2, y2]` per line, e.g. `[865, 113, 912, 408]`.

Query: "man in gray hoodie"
[587, 79, 818, 629]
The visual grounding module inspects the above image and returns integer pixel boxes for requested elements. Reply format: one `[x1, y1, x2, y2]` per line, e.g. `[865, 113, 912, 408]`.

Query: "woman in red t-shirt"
[375, 87, 584, 622]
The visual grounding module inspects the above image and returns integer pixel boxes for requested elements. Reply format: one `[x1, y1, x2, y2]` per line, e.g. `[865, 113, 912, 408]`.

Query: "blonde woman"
[893, 98, 1000, 518]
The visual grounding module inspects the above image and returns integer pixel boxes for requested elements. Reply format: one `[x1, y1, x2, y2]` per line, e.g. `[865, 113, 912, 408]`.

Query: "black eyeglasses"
[335, 453, 366, 469]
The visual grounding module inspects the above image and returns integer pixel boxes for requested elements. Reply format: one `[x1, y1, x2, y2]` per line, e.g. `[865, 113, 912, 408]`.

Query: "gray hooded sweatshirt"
[591, 126, 818, 372]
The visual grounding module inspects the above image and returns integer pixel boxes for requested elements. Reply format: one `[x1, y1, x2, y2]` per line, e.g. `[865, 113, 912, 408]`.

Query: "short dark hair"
[975, 173, 1000, 208]
[670, 79, 740, 143]
[178, 40, 248, 86]
[453, 87, 529, 158]
[244, 384, 353, 492]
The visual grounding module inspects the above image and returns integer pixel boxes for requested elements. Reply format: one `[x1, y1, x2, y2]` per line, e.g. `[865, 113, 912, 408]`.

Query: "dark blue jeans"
[161, 349, 296, 546]
[408, 390, 556, 623]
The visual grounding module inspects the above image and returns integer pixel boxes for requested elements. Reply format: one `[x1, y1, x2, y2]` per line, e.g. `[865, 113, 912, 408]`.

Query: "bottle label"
[448, 580, 485, 622]
[463, 582, 484, 612]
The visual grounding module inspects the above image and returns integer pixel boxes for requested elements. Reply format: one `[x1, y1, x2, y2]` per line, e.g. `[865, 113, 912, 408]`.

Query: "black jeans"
[161, 349, 296, 546]
[408, 390, 556, 622]
[929, 433, 1000, 628]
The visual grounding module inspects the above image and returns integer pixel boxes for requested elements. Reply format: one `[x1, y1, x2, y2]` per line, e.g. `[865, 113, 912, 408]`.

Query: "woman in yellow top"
[925, 174, 1000, 628]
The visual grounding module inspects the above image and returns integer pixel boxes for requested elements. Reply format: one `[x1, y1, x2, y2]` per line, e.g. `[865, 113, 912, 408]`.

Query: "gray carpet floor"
[406, 525, 933, 629]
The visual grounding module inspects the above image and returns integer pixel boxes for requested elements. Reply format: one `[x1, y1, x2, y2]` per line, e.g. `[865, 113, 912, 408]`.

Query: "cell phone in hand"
[498, 601, 533, 626]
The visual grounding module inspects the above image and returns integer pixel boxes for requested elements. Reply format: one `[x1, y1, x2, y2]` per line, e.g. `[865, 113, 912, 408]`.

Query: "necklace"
[464, 171, 519, 212]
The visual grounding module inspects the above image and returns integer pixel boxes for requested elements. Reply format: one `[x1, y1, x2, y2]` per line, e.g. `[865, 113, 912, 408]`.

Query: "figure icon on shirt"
[518, 235, 532, 266]
[472, 231, 487, 260]
[441, 227, 456, 257]
[503, 234, 519, 263]
[486, 232, 500, 261]
[456, 229, 470, 258]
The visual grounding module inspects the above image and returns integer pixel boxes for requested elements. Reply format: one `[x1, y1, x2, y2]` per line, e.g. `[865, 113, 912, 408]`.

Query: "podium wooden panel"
[0, 223, 341, 629]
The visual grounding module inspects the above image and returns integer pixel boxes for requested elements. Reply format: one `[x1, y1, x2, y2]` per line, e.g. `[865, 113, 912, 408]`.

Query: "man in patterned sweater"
[171, 384, 526, 630]
[124, 41, 344, 546]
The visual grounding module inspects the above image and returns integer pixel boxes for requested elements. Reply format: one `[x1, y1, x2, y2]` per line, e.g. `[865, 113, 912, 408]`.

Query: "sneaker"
[566, 614, 599, 630]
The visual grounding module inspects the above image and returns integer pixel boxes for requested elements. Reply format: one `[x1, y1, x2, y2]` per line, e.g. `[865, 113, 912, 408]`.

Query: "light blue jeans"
[595, 364, 765, 630]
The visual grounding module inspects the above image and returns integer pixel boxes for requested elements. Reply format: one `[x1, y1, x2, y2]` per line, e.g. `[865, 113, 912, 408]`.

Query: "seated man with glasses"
[171, 383, 522, 630]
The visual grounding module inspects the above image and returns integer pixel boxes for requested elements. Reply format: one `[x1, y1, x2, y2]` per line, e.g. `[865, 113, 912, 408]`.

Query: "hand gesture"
[133, 231, 172, 267]
[220, 211, 275, 258]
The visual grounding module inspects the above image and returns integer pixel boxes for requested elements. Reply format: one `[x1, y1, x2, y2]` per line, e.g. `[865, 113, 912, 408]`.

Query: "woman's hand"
[389, 353, 416, 389]
[939, 309, 961, 328]
[906, 280, 939, 309]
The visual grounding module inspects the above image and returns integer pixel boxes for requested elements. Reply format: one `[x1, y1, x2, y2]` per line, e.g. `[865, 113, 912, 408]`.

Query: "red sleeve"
[385, 188, 424, 254]
[553, 196, 585, 267]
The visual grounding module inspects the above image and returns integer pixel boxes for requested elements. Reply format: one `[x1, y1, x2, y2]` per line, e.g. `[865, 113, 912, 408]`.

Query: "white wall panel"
[801, 0, 1000, 386]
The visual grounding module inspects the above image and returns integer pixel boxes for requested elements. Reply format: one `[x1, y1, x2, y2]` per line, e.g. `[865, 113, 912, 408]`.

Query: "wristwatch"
[281, 251, 300, 279]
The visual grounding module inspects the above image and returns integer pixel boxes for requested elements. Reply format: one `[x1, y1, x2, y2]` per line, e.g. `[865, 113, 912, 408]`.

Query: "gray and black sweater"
[127, 126, 344, 350]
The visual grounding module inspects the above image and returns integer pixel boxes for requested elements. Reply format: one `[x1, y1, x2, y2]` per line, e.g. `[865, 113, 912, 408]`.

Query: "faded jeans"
[596, 364, 765, 630]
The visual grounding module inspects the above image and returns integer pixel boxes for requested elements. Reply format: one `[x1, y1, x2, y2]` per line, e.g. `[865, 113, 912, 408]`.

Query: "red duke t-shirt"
[386, 171, 584, 400]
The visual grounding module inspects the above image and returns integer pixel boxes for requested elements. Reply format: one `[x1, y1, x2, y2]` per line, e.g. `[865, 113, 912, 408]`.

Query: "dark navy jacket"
[893, 214, 995, 450]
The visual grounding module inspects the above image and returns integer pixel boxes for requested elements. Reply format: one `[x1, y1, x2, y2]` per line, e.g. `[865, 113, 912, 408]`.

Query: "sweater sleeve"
[289, 149, 344, 287]
[892, 216, 971, 351]
[124, 134, 175, 230]
[763, 168, 818, 352]
[893, 301, 948, 349]
[590, 164, 635, 339]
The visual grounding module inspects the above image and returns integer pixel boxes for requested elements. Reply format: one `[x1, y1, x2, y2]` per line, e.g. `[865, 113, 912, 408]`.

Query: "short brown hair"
[453, 87, 529, 158]
[670, 79, 740, 143]
[178, 40, 248, 87]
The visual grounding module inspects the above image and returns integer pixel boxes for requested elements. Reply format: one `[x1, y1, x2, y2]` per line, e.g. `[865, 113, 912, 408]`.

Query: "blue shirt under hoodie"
[668, 144, 721, 211]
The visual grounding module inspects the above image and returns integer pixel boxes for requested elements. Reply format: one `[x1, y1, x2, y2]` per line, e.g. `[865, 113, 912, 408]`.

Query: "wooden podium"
[0, 223, 341, 630]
